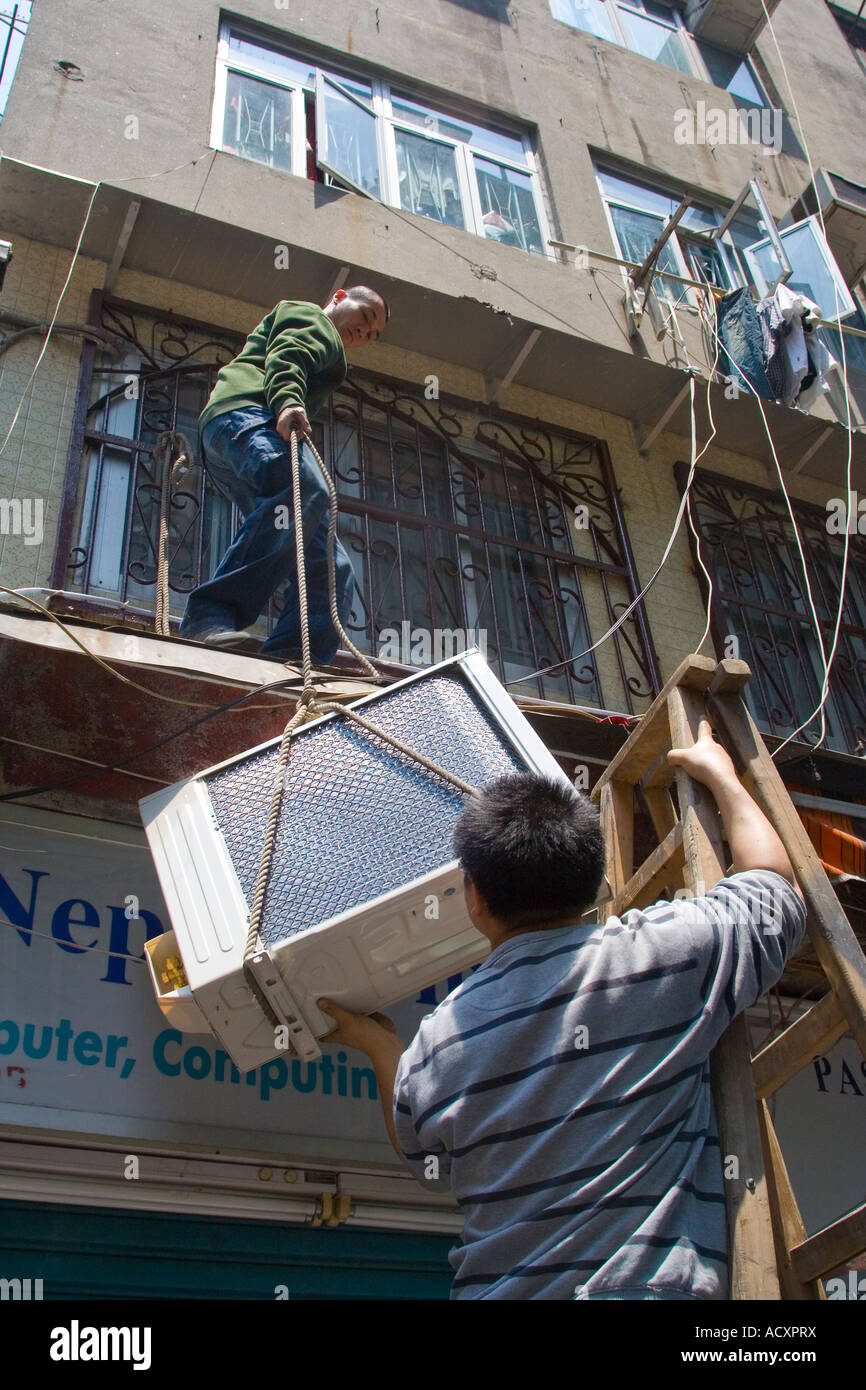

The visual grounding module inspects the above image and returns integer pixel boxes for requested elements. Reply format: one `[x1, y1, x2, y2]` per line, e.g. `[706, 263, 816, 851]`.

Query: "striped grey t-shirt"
[393, 870, 805, 1300]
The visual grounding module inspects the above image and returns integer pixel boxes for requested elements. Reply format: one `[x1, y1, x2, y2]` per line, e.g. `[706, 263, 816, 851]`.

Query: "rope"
[243, 430, 478, 965]
[298, 431, 381, 687]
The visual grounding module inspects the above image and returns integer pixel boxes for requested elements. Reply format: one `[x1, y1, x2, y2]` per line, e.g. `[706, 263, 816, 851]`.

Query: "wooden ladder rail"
[590, 654, 866, 1300]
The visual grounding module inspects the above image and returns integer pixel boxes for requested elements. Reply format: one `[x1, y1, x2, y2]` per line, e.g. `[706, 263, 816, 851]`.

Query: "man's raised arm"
[667, 719, 803, 896]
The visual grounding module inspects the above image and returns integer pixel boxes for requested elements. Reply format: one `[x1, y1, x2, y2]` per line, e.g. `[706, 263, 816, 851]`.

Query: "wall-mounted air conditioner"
[140, 650, 571, 1073]
[684, 0, 782, 53]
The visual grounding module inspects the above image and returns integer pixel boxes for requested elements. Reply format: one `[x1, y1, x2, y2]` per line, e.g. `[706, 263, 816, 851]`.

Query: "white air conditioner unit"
[684, 0, 782, 51]
[140, 649, 571, 1074]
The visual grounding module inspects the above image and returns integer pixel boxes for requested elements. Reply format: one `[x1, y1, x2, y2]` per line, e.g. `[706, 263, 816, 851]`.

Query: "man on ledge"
[318, 720, 805, 1300]
[180, 285, 388, 664]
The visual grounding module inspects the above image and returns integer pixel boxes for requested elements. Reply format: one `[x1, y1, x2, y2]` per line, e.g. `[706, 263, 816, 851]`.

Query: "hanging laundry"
[755, 293, 788, 399]
[716, 284, 838, 410]
[714, 288, 776, 401]
[764, 282, 838, 409]
[796, 335, 837, 410]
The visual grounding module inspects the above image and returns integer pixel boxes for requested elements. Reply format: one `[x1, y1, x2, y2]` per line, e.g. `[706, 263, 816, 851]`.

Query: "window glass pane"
[685, 239, 731, 289]
[618, 7, 693, 71]
[391, 93, 526, 162]
[84, 450, 133, 594]
[599, 170, 720, 241]
[820, 302, 866, 376]
[698, 42, 766, 104]
[475, 157, 544, 254]
[390, 420, 425, 516]
[598, 170, 693, 220]
[430, 526, 466, 633]
[227, 34, 373, 101]
[319, 76, 380, 197]
[223, 71, 293, 172]
[323, 70, 373, 102]
[745, 220, 855, 319]
[679, 204, 721, 234]
[548, 0, 619, 43]
[395, 127, 465, 227]
[227, 33, 314, 87]
[608, 204, 681, 282]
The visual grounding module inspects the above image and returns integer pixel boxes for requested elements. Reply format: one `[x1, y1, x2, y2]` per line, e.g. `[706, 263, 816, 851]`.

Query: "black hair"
[452, 772, 605, 930]
[344, 284, 390, 322]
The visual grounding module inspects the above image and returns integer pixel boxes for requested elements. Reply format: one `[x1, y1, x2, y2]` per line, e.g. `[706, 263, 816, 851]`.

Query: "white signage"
[0, 807, 453, 1164]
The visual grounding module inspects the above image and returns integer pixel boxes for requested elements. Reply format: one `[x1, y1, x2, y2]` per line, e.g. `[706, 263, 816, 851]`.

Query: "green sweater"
[199, 300, 347, 431]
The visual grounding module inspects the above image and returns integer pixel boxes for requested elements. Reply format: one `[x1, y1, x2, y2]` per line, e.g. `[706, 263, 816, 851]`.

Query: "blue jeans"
[180, 405, 356, 663]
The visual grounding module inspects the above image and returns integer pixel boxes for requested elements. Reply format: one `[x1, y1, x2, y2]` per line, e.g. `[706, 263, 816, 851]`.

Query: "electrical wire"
[511, 283, 721, 688]
[756, 0, 855, 758]
[0, 177, 100, 461]
[0, 671, 313, 805]
[0, 914, 147, 967]
[693, 271, 848, 760]
[0, 149, 220, 465]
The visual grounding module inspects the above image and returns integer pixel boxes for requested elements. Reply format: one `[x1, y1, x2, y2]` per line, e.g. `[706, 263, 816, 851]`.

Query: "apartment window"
[211, 23, 550, 256]
[745, 215, 857, 321]
[597, 167, 759, 301]
[59, 300, 243, 612]
[0, 0, 31, 121]
[696, 41, 770, 106]
[322, 378, 658, 709]
[550, 0, 771, 100]
[618, 0, 693, 71]
[679, 466, 866, 756]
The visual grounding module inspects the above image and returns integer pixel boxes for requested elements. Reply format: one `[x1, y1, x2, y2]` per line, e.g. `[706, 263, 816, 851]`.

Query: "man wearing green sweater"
[180, 286, 388, 663]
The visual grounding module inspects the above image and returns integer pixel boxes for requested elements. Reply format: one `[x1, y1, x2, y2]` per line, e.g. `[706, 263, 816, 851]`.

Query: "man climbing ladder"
[319, 712, 807, 1300]
[179, 285, 389, 664]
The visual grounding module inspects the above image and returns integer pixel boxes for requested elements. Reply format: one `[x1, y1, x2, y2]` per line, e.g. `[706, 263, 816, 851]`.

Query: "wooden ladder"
[590, 654, 866, 1299]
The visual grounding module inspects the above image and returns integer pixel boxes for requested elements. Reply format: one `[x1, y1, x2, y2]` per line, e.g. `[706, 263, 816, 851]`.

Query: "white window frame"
[211, 31, 308, 178]
[595, 168, 747, 308]
[743, 214, 858, 321]
[380, 91, 549, 250]
[211, 22, 553, 259]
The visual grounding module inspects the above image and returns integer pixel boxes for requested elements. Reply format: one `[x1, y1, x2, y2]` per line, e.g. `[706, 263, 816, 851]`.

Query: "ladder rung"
[592, 655, 717, 792]
[607, 822, 685, 917]
[789, 1202, 866, 1284]
[752, 992, 850, 1099]
[641, 785, 677, 840]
